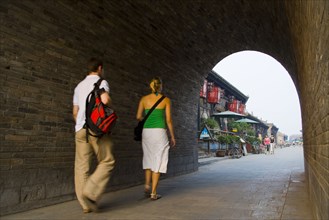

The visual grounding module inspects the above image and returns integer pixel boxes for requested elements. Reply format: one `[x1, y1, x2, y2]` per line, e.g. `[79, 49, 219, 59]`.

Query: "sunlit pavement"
[2, 146, 314, 220]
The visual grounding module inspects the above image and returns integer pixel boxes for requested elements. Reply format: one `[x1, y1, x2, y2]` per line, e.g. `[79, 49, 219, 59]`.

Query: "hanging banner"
[232, 99, 238, 112]
[200, 79, 207, 98]
[236, 100, 240, 112]
[238, 104, 245, 114]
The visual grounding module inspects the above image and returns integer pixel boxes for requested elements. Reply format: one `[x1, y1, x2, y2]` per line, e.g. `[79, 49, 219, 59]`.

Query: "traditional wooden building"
[199, 71, 284, 140]
[198, 70, 249, 131]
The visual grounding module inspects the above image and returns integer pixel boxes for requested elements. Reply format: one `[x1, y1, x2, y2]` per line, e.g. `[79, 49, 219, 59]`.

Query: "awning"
[212, 111, 245, 118]
[235, 118, 259, 124]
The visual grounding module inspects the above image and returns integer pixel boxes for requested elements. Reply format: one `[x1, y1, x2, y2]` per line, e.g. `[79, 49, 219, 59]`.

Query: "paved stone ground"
[2, 146, 315, 220]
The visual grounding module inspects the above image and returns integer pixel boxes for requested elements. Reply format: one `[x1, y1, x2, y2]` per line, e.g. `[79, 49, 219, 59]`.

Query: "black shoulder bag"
[134, 95, 166, 141]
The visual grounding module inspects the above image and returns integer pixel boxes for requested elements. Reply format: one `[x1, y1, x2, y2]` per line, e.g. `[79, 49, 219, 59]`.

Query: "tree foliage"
[201, 117, 219, 129]
[227, 121, 255, 136]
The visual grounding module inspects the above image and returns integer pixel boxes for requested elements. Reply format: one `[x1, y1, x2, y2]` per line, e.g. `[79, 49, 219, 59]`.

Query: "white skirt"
[142, 128, 170, 173]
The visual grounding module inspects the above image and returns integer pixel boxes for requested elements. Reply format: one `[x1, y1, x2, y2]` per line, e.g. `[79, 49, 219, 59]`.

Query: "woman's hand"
[170, 137, 176, 148]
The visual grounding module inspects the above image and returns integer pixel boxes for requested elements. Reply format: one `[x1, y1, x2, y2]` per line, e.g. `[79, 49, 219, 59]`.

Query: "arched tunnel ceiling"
[1, 0, 297, 95]
[96, 0, 297, 84]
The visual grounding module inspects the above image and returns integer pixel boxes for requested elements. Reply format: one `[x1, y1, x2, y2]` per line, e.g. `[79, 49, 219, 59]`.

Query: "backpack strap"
[84, 77, 105, 142]
[94, 78, 103, 91]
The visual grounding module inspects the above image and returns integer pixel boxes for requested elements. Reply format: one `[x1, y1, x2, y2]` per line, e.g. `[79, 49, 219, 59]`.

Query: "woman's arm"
[165, 98, 176, 147]
[136, 97, 145, 121]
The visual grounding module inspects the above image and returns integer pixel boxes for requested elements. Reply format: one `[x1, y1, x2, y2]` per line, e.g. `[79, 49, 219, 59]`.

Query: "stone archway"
[212, 50, 302, 138]
[1, 0, 327, 218]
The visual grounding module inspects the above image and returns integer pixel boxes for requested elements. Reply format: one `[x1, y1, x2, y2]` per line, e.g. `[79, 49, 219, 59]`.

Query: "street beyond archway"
[3, 146, 314, 220]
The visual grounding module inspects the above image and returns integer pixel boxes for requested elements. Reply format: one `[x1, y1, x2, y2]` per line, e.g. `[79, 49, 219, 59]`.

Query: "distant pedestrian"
[136, 77, 176, 200]
[264, 135, 271, 155]
[270, 134, 275, 154]
[72, 58, 115, 213]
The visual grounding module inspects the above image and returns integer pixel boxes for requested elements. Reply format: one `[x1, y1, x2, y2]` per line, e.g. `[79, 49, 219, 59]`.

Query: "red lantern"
[207, 86, 219, 103]
[228, 102, 235, 111]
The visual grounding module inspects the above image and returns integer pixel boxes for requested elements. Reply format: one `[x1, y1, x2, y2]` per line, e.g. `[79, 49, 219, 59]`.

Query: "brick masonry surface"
[285, 2, 329, 219]
[0, 0, 328, 218]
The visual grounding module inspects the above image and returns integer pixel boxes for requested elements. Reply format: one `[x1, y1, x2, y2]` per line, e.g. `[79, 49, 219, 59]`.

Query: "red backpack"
[84, 78, 118, 141]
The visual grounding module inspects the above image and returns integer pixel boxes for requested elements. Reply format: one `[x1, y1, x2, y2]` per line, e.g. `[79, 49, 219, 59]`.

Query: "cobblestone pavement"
[2, 146, 315, 220]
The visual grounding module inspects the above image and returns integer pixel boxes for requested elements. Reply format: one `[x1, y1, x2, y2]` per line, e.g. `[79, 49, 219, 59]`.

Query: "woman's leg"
[151, 172, 161, 196]
[145, 169, 151, 193]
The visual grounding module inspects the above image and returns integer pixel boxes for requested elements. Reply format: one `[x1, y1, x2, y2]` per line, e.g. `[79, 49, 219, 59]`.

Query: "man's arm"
[73, 105, 79, 122]
[101, 92, 112, 106]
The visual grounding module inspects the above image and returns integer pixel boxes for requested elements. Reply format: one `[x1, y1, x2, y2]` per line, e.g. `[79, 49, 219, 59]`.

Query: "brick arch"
[1, 0, 327, 218]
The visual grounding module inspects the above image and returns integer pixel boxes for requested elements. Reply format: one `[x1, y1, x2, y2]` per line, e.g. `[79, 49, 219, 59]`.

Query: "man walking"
[270, 134, 275, 154]
[72, 58, 115, 213]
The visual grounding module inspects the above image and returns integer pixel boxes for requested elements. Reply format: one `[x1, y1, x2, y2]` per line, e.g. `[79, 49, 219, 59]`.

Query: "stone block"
[21, 184, 45, 202]
[0, 188, 20, 208]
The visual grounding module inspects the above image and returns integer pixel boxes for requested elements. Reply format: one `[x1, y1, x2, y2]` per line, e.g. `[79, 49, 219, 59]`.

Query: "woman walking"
[136, 77, 176, 200]
[264, 135, 271, 155]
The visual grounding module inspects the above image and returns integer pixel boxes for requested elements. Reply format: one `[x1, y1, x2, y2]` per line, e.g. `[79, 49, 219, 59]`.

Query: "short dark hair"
[87, 58, 103, 72]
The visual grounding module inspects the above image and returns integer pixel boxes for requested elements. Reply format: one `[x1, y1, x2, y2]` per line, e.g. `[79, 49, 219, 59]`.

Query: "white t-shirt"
[73, 75, 110, 132]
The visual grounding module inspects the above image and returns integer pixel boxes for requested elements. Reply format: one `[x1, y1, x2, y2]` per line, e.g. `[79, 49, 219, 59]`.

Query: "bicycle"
[227, 146, 242, 159]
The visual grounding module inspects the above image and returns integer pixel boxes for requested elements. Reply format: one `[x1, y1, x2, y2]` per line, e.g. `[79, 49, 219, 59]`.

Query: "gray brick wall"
[0, 1, 200, 215]
[285, 1, 329, 219]
[0, 0, 328, 218]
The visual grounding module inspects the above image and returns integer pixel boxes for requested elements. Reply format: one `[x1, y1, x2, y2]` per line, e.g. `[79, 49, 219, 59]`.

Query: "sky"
[213, 51, 302, 137]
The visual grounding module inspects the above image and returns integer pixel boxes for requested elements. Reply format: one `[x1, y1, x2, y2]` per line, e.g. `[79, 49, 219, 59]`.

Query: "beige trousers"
[75, 129, 115, 209]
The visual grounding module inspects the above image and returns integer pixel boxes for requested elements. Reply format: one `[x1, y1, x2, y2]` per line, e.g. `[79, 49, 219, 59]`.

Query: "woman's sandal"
[144, 189, 150, 198]
[150, 193, 162, 200]
[144, 185, 151, 198]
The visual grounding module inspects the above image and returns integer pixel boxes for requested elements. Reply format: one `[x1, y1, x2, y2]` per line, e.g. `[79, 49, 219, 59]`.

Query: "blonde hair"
[150, 77, 162, 94]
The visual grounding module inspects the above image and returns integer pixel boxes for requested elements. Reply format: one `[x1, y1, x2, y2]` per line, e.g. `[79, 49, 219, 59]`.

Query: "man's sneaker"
[83, 208, 91, 214]
[82, 194, 98, 212]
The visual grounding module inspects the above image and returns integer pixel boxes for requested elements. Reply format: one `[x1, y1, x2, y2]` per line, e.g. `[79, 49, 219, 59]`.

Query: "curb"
[198, 157, 229, 166]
